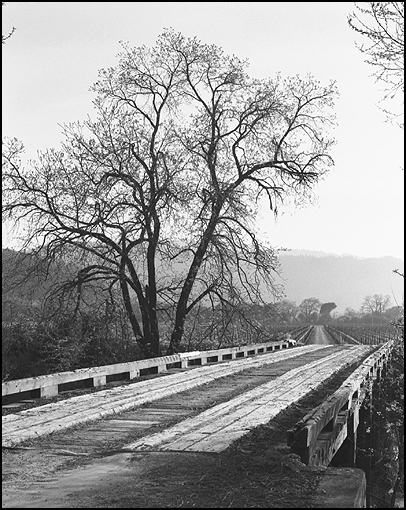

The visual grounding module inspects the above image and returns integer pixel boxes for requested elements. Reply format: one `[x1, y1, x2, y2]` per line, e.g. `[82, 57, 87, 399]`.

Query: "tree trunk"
[168, 201, 223, 353]
[119, 278, 148, 354]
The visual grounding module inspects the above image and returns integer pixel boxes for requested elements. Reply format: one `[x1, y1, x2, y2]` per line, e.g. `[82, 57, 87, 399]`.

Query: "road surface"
[3, 342, 375, 508]
[306, 325, 336, 345]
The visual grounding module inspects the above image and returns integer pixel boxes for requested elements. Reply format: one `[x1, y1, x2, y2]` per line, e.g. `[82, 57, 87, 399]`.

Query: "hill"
[276, 252, 404, 313]
[2, 248, 404, 317]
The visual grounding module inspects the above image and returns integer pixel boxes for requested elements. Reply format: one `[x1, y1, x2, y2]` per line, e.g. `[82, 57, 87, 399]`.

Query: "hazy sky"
[2, 2, 404, 260]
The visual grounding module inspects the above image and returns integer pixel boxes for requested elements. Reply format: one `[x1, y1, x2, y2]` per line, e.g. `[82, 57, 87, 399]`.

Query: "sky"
[2, 2, 404, 260]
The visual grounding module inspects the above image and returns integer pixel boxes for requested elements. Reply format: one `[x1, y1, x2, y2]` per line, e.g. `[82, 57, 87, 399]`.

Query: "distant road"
[306, 325, 336, 345]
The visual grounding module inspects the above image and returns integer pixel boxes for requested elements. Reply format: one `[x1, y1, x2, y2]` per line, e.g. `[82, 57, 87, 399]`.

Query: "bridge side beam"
[287, 341, 393, 468]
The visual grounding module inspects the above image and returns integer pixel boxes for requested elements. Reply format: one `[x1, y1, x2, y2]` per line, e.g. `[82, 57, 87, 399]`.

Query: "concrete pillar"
[129, 369, 140, 380]
[40, 384, 59, 398]
[353, 405, 360, 466]
[93, 375, 107, 387]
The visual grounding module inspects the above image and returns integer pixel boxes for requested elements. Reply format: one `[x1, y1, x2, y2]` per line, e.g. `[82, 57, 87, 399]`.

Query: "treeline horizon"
[2, 247, 402, 382]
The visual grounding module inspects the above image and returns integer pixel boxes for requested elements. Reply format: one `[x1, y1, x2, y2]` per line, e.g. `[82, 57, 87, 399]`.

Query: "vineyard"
[166, 322, 309, 353]
[326, 323, 398, 345]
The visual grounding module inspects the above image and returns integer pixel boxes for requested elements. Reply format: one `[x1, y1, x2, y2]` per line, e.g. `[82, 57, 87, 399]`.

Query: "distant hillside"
[280, 249, 368, 258]
[3, 248, 404, 317]
[276, 253, 404, 313]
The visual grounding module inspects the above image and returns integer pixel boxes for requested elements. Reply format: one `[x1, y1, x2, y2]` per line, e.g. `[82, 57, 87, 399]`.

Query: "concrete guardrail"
[2, 339, 291, 400]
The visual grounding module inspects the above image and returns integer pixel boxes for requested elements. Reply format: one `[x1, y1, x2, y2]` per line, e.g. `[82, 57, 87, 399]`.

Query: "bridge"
[2, 325, 395, 508]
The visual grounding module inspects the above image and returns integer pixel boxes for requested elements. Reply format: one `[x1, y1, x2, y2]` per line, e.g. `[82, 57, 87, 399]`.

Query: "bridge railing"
[296, 325, 314, 344]
[324, 325, 360, 345]
[328, 324, 398, 345]
[2, 339, 291, 400]
[286, 340, 393, 466]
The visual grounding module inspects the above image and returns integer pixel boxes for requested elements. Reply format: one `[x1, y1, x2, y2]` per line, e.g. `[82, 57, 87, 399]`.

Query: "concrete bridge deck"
[125, 346, 367, 454]
[3, 344, 333, 448]
[306, 324, 336, 345]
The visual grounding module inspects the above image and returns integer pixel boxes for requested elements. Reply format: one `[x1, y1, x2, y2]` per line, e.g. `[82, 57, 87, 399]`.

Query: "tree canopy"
[2, 29, 338, 356]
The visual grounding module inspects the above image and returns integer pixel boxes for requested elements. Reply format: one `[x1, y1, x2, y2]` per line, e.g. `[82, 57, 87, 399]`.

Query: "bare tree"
[348, 2, 404, 124]
[298, 297, 322, 323]
[2, 3, 16, 44]
[361, 293, 392, 325]
[362, 294, 392, 313]
[2, 30, 338, 357]
[276, 299, 299, 323]
[343, 306, 361, 320]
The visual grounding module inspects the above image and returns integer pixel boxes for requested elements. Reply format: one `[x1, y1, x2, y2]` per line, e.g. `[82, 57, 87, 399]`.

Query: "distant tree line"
[335, 293, 401, 326]
[2, 248, 403, 381]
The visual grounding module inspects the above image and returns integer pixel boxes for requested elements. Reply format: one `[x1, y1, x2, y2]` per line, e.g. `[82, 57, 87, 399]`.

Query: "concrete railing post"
[129, 369, 140, 380]
[40, 385, 59, 398]
[93, 375, 107, 387]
